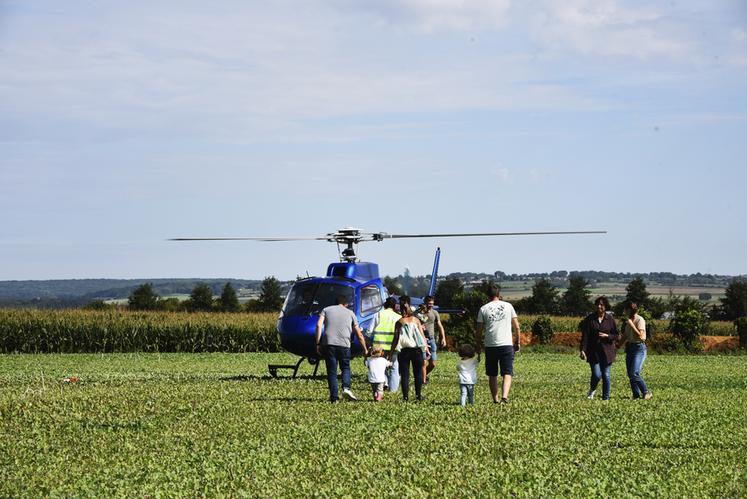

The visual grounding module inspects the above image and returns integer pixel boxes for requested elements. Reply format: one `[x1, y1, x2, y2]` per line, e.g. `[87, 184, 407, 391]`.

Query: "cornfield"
[0, 309, 280, 353]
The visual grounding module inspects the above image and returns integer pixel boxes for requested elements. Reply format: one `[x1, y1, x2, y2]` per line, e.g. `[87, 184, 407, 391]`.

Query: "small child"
[457, 344, 479, 406]
[366, 347, 393, 402]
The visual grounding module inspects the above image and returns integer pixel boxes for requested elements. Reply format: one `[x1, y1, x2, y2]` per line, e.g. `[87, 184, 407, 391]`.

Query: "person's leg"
[377, 382, 385, 401]
[388, 353, 400, 393]
[467, 384, 475, 405]
[425, 338, 437, 378]
[324, 346, 339, 402]
[626, 346, 641, 398]
[632, 344, 649, 396]
[371, 382, 378, 400]
[398, 349, 411, 400]
[601, 359, 611, 400]
[485, 347, 500, 402]
[589, 362, 601, 397]
[460, 384, 468, 406]
[412, 350, 424, 400]
[339, 347, 352, 391]
[489, 376, 499, 402]
[499, 346, 515, 401]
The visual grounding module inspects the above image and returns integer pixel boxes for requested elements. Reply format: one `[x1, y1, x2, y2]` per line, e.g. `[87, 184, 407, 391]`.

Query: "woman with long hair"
[623, 301, 652, 400]
[390, 296, 430, 402]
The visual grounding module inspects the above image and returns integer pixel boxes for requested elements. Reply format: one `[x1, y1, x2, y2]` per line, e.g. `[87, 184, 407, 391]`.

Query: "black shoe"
[500, 397, 508, 404]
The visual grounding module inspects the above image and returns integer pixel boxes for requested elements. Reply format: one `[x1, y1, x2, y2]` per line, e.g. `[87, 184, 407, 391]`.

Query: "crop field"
[1, 352, 745, 497]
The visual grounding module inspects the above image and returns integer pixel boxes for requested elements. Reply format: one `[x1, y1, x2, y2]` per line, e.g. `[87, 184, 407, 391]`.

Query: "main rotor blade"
[380, 230, 606, 239]
[169, 236, 330, 242]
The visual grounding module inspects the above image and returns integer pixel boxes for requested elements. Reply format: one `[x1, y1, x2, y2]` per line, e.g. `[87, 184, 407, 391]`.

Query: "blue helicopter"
[173, 227, 605, 377]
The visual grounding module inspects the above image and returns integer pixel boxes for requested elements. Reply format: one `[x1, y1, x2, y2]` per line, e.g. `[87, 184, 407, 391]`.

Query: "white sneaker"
[586, 390, 596, 400]
[342, 388, 358, 401]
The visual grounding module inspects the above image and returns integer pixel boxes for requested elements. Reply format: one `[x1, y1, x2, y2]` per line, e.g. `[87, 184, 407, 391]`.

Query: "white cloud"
[529, 0, 692, 60]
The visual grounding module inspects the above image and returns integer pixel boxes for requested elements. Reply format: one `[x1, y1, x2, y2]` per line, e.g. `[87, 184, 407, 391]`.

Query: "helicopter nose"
[277, 314, 319, 356]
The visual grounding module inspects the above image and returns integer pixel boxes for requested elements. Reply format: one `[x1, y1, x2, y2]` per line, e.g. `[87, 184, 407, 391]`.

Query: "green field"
[1, 352, 746, 497]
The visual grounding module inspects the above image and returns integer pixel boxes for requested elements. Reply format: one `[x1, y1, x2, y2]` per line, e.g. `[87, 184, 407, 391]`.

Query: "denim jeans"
[323, 345, 351, 402]
[387, 353, 400, 393]
[590, 357, 612, 400]
[398, 347, 424, 401]
[625, 343, 649, 398]
[460, 384, 475, 406]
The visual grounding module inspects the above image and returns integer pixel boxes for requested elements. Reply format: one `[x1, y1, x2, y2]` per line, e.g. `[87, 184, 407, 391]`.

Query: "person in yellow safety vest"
[368, 297, 401, 393]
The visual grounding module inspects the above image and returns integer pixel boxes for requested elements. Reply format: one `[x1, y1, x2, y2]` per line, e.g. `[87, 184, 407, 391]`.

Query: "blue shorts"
[485, 346, 514, 377]
[423, 337, 437, 362]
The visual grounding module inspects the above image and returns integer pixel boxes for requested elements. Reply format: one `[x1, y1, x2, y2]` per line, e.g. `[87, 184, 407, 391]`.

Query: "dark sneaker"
[500, 397, 508, 404]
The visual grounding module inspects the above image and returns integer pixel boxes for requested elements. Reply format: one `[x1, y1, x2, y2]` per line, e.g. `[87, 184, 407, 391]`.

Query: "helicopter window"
[282, 282, 318, 316]
[282, 281, 355, 316]
[360, 284, 383, 316]
[313, 283, 354, 313]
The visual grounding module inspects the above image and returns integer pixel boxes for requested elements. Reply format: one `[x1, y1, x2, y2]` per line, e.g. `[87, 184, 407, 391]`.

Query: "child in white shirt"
[366, 347, 393, 402]
[457, 344, 479, 406]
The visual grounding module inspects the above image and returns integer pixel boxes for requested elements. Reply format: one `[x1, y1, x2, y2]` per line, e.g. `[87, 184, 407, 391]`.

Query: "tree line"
[98, 277, 286, 313]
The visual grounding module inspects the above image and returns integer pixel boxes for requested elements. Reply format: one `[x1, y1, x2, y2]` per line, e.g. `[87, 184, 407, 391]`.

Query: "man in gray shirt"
[315, 295, 368, 402]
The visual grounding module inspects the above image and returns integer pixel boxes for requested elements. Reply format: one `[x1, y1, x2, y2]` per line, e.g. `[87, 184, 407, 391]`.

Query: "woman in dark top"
[580, 296, 619, 400]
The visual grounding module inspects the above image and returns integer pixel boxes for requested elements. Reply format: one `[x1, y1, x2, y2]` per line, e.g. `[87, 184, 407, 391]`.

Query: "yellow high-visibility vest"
[372, 308, 401, 351]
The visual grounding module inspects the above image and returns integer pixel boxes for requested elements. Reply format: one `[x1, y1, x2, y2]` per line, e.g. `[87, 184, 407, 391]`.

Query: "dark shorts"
[485, 346, 515, 377]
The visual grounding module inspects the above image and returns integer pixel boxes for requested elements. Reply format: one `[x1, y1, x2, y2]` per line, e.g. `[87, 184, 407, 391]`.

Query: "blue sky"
[1, 0, 745, 280]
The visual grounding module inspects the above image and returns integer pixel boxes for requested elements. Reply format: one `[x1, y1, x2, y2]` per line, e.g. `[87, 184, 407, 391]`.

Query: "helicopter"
[172, 227, 605, 377]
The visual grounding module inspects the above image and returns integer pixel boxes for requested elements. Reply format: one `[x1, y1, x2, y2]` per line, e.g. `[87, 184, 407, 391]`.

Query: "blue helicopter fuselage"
[276, 262, 387, 359]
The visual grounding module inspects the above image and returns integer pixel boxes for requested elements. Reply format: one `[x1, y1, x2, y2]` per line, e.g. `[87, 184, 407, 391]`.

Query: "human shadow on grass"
[220, 374, 326, 382]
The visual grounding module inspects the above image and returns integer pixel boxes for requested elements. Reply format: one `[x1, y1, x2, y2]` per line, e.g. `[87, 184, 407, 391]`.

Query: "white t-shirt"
[366, 357, 392, 383]
[457, 356, 479, 385]
[477, 299, 518, 347]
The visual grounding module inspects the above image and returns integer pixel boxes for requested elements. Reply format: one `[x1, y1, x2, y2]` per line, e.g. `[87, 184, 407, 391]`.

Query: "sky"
[1, 0, 746, 281]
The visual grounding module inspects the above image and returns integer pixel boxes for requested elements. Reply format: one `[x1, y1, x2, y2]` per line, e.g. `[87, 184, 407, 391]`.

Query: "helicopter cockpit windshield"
[282, 282, 355, 317]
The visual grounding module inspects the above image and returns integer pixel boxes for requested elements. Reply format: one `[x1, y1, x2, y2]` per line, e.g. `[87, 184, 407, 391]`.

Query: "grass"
[1, 352, 746, 497]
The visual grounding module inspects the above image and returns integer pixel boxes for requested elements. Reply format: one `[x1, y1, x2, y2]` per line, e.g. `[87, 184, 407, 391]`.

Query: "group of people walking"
[315, 288, 651, 404]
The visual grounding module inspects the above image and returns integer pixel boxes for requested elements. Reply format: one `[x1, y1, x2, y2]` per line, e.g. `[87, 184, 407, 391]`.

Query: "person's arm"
[579, 317, 588, 360]
[389, 321, 401, 359]
[417, 319, 431, 355]
[627, 317, 645, 341]
[475, 323, 483, 354]
[354, 324, 368, 356]
[315, 314, 325, 356]
[512, 317, 521, 353]
[436, 313, 446, 347]
[366, 313, 380, 336]
[608, 317, 619, 343]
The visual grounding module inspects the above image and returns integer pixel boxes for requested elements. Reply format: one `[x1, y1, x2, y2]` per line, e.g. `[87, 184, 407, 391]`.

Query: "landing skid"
[268, 356, 321, 379]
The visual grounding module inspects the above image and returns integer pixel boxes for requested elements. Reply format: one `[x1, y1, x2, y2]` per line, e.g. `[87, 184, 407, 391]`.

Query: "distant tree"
[219, 282, 240, 312]
[625, 277, 650, 306]
[560, 276, 592, 316]
[435, 277, 464, 308]
[157, 297, 183, 312]
[187, 283, 214, 312]
[258, 276, 284, 311]
[720, 279, 747, 320]
[128, 283, 159, 311]
[527, 278, 559, 315]
[83, 300, 116, 311]
[383, 276, 402, 296]
[698, 292, 712, 301]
